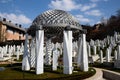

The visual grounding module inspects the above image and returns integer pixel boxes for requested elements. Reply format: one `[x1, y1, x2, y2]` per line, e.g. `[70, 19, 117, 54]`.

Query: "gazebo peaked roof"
[28, 9, 84, 42]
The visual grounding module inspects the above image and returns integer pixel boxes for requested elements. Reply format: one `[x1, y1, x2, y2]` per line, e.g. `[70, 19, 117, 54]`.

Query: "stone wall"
[103, 69, 120, 80]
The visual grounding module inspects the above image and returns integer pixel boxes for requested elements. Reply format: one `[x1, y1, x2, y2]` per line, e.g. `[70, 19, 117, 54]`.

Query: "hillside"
[83, 10, 120, 41]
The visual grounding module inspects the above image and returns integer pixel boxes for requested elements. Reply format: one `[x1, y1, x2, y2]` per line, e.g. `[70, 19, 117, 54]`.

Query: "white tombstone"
[97, 40, 101, 47]
[114, 45, 120, 68]
[110, 36, 113, 45]
[101, 44, 105, 49]
[0, 47, 3, 58]
[106, 48, 110, 62]
[16, 46, 20, 60]
[51, 43, 54, 51]
[117, 45, 120, 60]
[105, 41, 107, 47]
[5, 45, 8, 55]
[73, 42, 78, 62]
[93, 45, 96, 55]
[52, 44, 59, 71]
[114, 50, 117, 60]
[2, 47, 4, 56]
[87, 44, 91, 57]
[114, 31, 118, 42]
[35, 28, 44, 74]
[3, 46, 5, 56]
[80, 34, 89, 71]
[63, 29, 72, 74]
[90, 39, 94, 46]
[107, 36, 110, 44]
[59, 43, 63, 55]
[22, 34, 30, 71]
[100, 50, 103, 63]
[8, 46, 11, 58]
[108, 46, 112, 58]
[13, 45, 16, 55]
[20, 43, 24, 55]
[77, 36, 82, 67]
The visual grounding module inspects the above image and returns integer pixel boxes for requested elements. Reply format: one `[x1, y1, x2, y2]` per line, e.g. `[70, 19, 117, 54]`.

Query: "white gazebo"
[22, 9, 88, 75]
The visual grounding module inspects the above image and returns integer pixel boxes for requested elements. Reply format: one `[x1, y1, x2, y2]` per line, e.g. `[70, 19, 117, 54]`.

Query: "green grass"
[0, 63, 96, 80]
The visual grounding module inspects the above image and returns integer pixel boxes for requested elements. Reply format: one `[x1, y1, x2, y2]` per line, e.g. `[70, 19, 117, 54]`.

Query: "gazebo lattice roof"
[28, 9, 84, 42]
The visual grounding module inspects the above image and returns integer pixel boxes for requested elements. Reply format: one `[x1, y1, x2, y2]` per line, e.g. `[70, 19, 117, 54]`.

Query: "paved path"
[84, 68, 109, 80]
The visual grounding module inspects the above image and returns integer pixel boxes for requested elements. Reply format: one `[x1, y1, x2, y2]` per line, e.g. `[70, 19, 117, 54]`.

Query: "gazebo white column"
[35, 26, 44, 74]
[63, 26, 73, 74]
[22, 34, 30, 71]
[80, 33, 88, 71]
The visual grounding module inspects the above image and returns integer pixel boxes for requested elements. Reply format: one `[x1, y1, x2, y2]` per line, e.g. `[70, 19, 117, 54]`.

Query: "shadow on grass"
[44, 66, 63, 74]
[44, 67, 95, 80]
[11, 67, 36, 74]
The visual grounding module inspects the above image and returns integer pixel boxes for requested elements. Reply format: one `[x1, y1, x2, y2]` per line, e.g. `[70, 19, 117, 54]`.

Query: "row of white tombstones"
[0, 31, 119, 61]
[0, 44, 24, 60]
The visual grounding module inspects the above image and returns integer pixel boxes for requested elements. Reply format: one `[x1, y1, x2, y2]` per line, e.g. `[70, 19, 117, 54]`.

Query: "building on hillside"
[0, 17, 26, 43]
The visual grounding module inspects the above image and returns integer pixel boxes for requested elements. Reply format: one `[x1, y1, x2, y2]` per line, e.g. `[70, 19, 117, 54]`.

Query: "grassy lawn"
[0, 63, 96, 80]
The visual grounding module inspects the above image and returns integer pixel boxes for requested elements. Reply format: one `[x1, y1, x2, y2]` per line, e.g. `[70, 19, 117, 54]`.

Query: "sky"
[0, 0, 119, 28]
